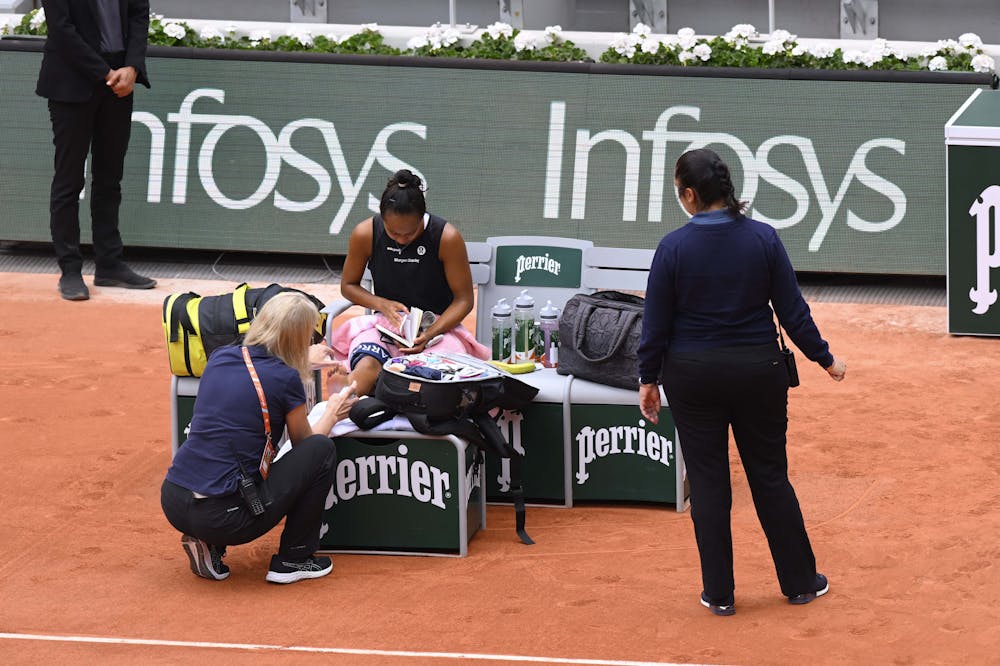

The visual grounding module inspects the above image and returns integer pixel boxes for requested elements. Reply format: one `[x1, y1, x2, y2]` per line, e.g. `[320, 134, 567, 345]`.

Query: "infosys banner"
[0, 48, 985, 274]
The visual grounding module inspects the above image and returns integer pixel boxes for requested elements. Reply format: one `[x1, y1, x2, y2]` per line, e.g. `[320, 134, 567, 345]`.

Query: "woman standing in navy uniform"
[637, 148, 847, 616]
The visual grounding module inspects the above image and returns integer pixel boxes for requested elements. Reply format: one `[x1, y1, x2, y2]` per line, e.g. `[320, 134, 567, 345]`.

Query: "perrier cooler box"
[318, 431, 485, 557]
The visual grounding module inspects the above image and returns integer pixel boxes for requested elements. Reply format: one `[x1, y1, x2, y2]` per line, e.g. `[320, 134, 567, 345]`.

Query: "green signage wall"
[0, 46, 988, 274]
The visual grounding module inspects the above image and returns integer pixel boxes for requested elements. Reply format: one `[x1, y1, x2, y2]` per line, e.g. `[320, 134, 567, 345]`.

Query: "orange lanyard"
[241, 346, 275, 478]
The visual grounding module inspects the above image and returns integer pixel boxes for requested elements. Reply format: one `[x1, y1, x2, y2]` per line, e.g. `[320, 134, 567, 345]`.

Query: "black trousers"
[161, 435, 337, 559]
[47, 81, 133, 275]
[662, 344, 817, 602]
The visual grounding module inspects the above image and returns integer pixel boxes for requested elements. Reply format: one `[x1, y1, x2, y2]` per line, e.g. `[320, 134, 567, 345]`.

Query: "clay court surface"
[0, 270, 997, 665]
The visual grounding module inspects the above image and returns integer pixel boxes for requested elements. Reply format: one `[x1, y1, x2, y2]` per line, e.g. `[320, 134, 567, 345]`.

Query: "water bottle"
[490, 298, 514, 362]
[538, 300, 561, 368]
[513, 289, 536, 362]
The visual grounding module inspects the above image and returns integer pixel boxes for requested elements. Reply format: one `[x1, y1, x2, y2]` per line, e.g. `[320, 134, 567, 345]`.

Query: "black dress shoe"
[58, 274, 90, 301]
[94, 265, 157, 289]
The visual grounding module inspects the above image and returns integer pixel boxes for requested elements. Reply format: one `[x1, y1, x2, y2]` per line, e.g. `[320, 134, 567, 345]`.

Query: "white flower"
[676, 28, 698, 51]
[163, 22, 187, 40]
[632, 22, 652, 39]
[919, 44, 940, 58]
[936, 39, 961, 53]
[290, 30, 313, 47]
[678, 50, 695, 63]
[928, 56, 948, 71]
[609, 33, 636, 58]
[808, 43, 835, 59]
[959, 32, 983, 50]
[486, 22, 513, 39]
[768, 29, 794, 45]
[865, 38, 898, 60]
[762, 39, 785, 56]
[415, 24, 460, 51]
[151, 13, 164, 20]
[692, 43, 712, 61]
[513, 32, 537, 52]
[360, 23, 379, 32]
[790, 44, 806, 57]
[544, 25, 562, 43]
[29, 8, 46, 30]
[640, 37, 661, 54]
[199, 25, 223, 41]
[678, 34, 697, 50]
[971, 53, 996, 73]
[859, 51, 882, 67]
[249, 29, 271, 45]
[842, 49, 863, 64]
[443, 27, 461, 46]
[724, 23, 757, 46]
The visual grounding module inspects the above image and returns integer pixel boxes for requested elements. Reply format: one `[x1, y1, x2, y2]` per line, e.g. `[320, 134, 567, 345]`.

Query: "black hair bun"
[389, 169, 422, 189]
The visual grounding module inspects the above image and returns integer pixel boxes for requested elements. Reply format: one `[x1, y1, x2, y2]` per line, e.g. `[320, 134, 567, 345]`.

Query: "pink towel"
[329, 313, 489, 365]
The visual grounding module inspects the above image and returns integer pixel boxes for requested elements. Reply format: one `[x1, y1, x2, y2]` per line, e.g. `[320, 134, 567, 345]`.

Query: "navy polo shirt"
[638, 210, 833, 383]
[166, 345, 307, 496]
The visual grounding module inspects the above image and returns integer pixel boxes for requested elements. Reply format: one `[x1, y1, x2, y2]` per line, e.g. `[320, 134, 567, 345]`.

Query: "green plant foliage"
[6, 10, 995, 75]
[598, 24, 995, 74]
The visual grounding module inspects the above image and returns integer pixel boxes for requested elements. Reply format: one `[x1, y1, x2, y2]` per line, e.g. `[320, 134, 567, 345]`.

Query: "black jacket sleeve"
[41, 0, 110, 83]
[124, 0, 151, 88]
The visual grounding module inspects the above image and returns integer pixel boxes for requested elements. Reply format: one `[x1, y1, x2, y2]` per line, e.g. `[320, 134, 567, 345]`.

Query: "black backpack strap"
[406, 412, 533, 545]
[167, 292, 199, 341]
[231, 283, 252, 334]
[474, 413, 534, 545]
[407, 413, 491, 451]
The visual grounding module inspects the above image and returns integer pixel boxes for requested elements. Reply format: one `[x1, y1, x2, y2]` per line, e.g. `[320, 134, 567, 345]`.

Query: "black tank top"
[368, 213, 454, 315]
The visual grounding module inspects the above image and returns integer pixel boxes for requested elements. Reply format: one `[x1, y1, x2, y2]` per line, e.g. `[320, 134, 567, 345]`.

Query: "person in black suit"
[36, 0, 156, 301]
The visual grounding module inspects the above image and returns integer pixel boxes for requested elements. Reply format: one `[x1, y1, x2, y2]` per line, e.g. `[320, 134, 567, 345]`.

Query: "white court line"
[0, 632, 717, 666]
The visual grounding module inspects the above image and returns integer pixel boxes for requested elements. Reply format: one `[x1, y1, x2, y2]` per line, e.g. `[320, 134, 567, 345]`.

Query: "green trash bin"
[946, 89, 1000, 335]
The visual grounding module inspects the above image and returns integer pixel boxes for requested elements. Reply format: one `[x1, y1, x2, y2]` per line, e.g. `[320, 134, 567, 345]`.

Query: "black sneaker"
[181, 534, 229, 580]
[265, 554, 333, 584]
[700, 592, 736, 616]
[788, 573, 829, 605]
[94, 264, 157, 289]
[58, 274, 90, 301]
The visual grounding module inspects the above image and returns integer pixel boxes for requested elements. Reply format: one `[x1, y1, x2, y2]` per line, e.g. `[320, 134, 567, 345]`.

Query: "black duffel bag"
[557, 291, 644, 390]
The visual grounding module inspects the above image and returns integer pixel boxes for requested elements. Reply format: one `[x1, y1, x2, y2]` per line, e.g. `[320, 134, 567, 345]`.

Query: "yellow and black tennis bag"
[162, 282, 327, 377]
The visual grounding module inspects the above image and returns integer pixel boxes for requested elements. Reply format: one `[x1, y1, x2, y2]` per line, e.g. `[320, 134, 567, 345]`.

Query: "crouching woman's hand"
[285, 381, 359, 444]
